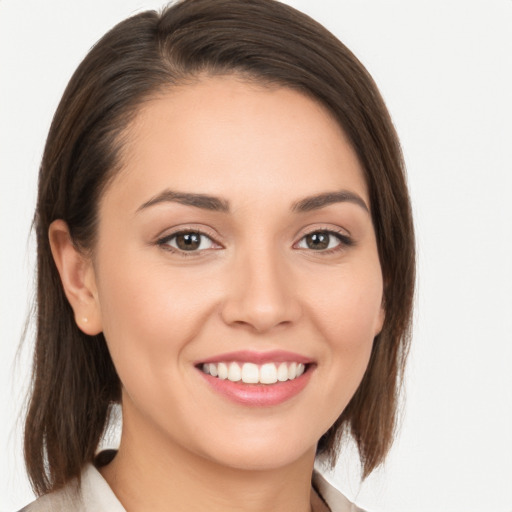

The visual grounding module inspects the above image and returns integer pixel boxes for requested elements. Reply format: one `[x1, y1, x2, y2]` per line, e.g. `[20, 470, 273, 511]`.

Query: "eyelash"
[294, 229, 354, 254]
[156, 228, 354, 256]
[157, 229, 221, 256]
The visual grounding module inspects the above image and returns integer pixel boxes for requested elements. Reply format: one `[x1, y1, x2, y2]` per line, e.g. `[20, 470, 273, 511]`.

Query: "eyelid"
[293, 225, 355, 252]
[153, 224, 354, 256]
[294, 224, 352, 241]
[155, 225, 224, 255]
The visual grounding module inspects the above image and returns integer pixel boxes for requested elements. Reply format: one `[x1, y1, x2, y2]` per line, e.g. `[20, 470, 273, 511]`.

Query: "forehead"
[106, 76, 368, 211]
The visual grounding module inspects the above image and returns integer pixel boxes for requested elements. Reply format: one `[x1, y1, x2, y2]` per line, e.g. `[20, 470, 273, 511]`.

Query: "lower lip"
[197, 367, 313, 407]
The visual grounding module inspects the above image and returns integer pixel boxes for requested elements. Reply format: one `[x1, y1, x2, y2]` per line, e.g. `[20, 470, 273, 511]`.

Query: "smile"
[196, 350, 314, 406]
[201, 361, 306, 384]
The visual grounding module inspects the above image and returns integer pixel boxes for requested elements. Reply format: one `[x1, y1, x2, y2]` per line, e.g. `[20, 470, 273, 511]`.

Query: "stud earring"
[82, 317, 88, 323]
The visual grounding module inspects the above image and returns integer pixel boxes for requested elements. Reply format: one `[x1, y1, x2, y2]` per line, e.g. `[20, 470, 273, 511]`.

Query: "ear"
[49, 219, 103, 335]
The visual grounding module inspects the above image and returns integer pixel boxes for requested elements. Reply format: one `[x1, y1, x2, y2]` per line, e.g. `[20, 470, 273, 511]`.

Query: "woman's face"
[88, 76, 384, 470]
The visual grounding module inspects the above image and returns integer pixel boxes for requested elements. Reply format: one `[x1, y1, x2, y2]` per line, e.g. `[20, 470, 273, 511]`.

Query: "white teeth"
[241, 363, 259, 384]
[288, 362, 297, 379]
[201, 361, 308, 384]
[218, 362, 228, 380]
[228, 362, 241, 381]
[260, 363, 278, 384]
[277, 362, 288, 382]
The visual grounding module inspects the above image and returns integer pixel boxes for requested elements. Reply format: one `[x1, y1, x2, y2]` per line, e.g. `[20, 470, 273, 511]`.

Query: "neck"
[101, 413, 317, 512]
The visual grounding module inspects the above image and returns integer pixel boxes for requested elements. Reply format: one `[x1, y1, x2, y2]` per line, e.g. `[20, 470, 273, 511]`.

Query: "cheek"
[304, 263, 383, 397]
[94, 255, 212, 380]
[308, 263, 383, 344]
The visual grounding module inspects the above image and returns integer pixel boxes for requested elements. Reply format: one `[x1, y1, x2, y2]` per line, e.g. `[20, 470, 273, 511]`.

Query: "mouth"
[195, 351, 314, 406]
[199, 361, 307, 384]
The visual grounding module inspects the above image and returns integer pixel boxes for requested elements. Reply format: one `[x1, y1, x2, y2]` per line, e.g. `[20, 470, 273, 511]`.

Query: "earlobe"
[48, 220, 103, 335]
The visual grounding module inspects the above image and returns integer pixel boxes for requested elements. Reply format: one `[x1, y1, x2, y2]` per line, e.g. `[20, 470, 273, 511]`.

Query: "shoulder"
[17, 462, 124, 512]
[17, 481, 84, 512]
[312, 471, 367, 512]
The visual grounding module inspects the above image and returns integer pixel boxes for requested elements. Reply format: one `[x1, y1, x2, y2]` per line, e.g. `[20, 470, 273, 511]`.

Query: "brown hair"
[25, 0, 415, 495]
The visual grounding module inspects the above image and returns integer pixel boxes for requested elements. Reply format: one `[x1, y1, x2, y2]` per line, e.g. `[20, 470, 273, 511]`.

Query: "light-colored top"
[19, 465, 366, 512]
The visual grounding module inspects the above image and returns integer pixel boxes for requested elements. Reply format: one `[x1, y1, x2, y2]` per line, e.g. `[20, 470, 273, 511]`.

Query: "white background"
[1, 0, 511, 511]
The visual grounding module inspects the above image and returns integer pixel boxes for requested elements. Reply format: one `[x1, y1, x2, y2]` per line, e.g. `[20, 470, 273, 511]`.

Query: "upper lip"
[197, 350, 314, 365]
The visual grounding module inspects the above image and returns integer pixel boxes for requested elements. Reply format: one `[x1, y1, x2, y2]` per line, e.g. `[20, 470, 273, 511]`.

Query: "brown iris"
[175, 232, 202, 251]
[304, 232, 331, 250]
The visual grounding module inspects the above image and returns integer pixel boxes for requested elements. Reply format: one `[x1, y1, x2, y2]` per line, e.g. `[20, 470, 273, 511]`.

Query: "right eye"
[158, 231, 218, 253]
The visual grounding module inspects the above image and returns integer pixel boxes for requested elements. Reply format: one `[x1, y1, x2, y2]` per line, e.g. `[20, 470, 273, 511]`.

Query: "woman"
[20, 0, 415, 510]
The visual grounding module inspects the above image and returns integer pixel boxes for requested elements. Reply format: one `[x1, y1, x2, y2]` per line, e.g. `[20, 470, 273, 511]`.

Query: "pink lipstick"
[195, 350, 314, 407]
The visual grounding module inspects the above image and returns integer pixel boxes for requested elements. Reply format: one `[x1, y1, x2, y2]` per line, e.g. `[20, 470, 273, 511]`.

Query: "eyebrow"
[137, 188, 368, 214]
[137, 190, 230, 213]
[292, 190, 369, 213]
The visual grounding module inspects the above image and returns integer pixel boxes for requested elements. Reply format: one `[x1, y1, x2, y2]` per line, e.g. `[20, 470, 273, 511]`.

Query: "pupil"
[307, 232, 329, 250]
[177, 233, 200, 250]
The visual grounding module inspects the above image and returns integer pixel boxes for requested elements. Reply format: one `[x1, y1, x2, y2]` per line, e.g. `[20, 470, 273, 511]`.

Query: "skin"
[50, 76, 384, 512]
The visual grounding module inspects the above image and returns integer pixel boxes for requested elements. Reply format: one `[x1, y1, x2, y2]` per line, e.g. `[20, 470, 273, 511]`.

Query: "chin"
[194, 432, 317, 472]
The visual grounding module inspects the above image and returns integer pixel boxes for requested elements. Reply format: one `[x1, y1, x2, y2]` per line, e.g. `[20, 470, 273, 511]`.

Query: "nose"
[220, 246, 302, 333]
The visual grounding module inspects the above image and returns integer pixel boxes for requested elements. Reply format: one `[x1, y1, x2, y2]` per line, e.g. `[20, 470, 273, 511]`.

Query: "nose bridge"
[221, 237, 300, 332]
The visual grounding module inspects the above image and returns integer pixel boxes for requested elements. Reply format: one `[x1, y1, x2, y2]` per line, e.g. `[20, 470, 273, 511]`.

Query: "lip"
[195, 350, 315, 407]
[197, 350, 314, 365]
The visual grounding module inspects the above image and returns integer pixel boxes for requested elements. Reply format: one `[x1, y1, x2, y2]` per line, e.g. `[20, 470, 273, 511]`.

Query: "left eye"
[160, 232, 216, 252]
[296, 231, 345, 251]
